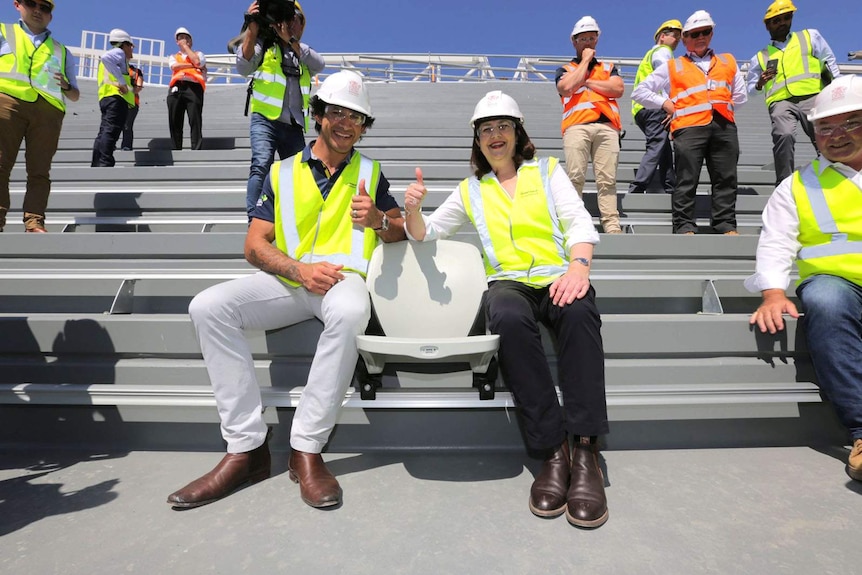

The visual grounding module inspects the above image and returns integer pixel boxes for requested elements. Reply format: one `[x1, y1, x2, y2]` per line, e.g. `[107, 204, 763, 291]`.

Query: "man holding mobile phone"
[746, 0, 841, 184]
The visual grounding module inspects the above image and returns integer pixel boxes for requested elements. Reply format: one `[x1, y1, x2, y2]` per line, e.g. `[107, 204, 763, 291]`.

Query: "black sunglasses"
[685, 28, 712, 39]
[21, 0, 52, 14]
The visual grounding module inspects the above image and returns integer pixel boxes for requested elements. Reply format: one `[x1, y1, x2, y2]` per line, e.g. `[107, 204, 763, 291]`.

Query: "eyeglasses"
[325, 105, 366, 126]
[477, 121, 515, 139]
[21, 0, 52, 13]
[685, 28, 712, 39]
[575, 35, 598, 44]
[813, 118, 862, 137]
[660, 29, 681, 39]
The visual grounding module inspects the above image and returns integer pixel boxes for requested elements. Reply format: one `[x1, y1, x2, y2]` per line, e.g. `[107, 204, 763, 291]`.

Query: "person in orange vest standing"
[632, 10, 747, 235]
[555, 16, 624, 234]
[167, 27, 206, 150]
[0, 0, 79, 232]
[120, 63, 143, 151]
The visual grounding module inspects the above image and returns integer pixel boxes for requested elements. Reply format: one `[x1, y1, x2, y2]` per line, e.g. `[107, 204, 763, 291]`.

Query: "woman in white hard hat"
[403, 91, 610, 529]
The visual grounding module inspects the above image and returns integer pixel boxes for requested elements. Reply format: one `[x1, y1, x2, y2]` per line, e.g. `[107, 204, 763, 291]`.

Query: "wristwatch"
[573, 257, 591, 267]
[373, 213, 389, 232]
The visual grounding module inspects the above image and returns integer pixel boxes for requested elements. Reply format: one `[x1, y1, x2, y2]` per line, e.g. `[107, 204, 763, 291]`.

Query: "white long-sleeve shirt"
[744, 160, 862, 293]
[631, 49, 748, 111]
[407, 159, 600, 250]
[745, 29, 841, 94]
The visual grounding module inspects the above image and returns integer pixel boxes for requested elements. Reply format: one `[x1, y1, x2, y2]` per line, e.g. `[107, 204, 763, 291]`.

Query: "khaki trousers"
[562, 123, 621, 233]
[0, 92, 64, 226]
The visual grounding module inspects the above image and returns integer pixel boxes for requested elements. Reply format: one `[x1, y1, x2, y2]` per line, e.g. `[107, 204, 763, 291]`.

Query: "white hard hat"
[571, 16, 600, 38]
[175, 27, 192, 42]
[108, 29, 133, 46]
[683, 10, 715, 33]
[808, 75, 862, 121]
[315, 70, 372, 118]
[470, 91, 524, 128]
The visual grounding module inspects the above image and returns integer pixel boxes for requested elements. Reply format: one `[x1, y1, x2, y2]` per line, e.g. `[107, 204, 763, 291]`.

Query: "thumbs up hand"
[404, 167, 427, 216]
[350, 178, 383, 229]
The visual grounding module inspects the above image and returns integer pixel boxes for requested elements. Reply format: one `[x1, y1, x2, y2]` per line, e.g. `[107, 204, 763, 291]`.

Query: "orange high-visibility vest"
[169, 53, 206, 91]
[667, 53, 737, 133]
[560, 60, 622, 133]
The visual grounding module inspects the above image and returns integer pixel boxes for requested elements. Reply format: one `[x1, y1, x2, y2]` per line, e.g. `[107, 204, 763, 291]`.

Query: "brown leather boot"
[566, 437, 609, 528]
[288, 449, 343, 508]
[528, 439, 570, 518]
[166, 434, 271, 509]
[23, 212, 46, 233]
[848, 438, 862, 481]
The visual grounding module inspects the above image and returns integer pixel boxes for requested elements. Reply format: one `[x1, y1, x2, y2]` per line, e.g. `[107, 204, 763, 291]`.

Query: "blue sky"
[18, 0, 862, 63]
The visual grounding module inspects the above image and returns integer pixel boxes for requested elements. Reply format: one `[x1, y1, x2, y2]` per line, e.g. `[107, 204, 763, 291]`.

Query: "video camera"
[228, 0, 298, 53]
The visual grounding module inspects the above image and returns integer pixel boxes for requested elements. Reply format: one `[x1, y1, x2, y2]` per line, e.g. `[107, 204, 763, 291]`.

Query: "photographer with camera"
[235, 0, 324, 218]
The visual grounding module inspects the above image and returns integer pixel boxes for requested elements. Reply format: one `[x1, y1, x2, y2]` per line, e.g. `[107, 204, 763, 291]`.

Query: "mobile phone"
[766, 60, 778, 74]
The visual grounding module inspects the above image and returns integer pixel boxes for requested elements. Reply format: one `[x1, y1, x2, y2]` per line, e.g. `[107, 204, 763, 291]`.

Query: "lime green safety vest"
[461, 158, 569, 287]
[273, 151, 381, 287]
[97, 61, 135, 107]
[791, 160, 862, 287]
[0, 22, 67, 112]
[756, 31, 822, 106]
[250, 44, 311, 131]
[632, 44, 673, 117]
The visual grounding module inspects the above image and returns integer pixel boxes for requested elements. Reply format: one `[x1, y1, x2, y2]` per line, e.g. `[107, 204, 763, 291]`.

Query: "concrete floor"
[2, 446, 861, 575]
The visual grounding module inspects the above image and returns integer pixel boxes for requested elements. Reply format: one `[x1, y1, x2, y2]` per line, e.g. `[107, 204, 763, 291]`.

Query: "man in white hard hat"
[556, 16, 624, 234]
[747, 75, 862, 482]
[167, 27, 207, 150]
[236, 0, 324, 218]
[629, 19, 682, 195]
[746, 0, 841, 185]
[632, 10, 747, 235]
[91, 28, 135, 167]
[0, 0, 79, 233]
[167, 70, 407, 510]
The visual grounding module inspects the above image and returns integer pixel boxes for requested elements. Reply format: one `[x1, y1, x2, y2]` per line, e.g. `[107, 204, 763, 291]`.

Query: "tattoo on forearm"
[248, 247, 302, 282]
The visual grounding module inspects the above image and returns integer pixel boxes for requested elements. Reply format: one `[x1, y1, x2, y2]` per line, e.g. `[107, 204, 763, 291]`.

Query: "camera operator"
[236, 0, 324, 218]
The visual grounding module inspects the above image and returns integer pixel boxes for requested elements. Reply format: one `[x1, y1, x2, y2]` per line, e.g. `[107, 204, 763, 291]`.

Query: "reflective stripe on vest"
[0, 22, 66, 112]
[667, 53, 736, 132]
[791, 161, 862, 286]
[250, 44, 311, 131]
[632, 44, 672, 117]
[756, 31, 822, 105]
[169, 52, 207, 90]
[97, 61, 135, 107]
[273, 151, 380, 286]
[560, 61, 622, 133]
[462, 157, 569, 286]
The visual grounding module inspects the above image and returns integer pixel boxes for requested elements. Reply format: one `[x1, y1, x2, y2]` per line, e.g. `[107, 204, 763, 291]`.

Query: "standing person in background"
[91, 28, 134, 167]
[236, 0, 324, 218]
[632, 10, 747, 235]
[0, 0, 79, 233]
[556, 16, 624, 234]
[167, 27, 206, 151]
[746, 0, 842, 185]
[629, 19, 681, 195]
[403, 91, 610, 529]
[120, 63, 143, 151]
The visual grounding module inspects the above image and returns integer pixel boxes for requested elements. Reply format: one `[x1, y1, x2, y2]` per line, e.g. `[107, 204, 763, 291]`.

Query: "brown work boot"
[723, 230, 739, 236]
[566, 436, 609, 528]
[848, 439, 862, 481]
[23, 212, 46, 233]
[288, 449, 343, 508]
[529, 439, 570, 518]
[167, 433, 271, 509]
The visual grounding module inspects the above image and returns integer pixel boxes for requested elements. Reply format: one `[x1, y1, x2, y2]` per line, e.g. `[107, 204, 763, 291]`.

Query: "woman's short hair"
[470, 116, 536, 178]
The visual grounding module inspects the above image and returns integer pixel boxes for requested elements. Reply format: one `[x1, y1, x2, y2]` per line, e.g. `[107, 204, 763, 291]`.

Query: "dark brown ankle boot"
[529, 439, 570, 518]
[566, 436, 608, 528]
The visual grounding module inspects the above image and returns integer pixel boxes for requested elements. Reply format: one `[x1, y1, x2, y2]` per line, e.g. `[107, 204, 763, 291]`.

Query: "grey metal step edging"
[0, 382, 823, 409]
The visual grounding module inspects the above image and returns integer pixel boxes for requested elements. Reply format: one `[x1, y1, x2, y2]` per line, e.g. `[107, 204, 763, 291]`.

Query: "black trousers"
[121, 105, 139, 150]
[671, 116, 739, 234]
[91, 96, 128, 167]
[167, 81, 204, 150]
[485, 280, 608, 451]
[630, 108, 675, 194]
